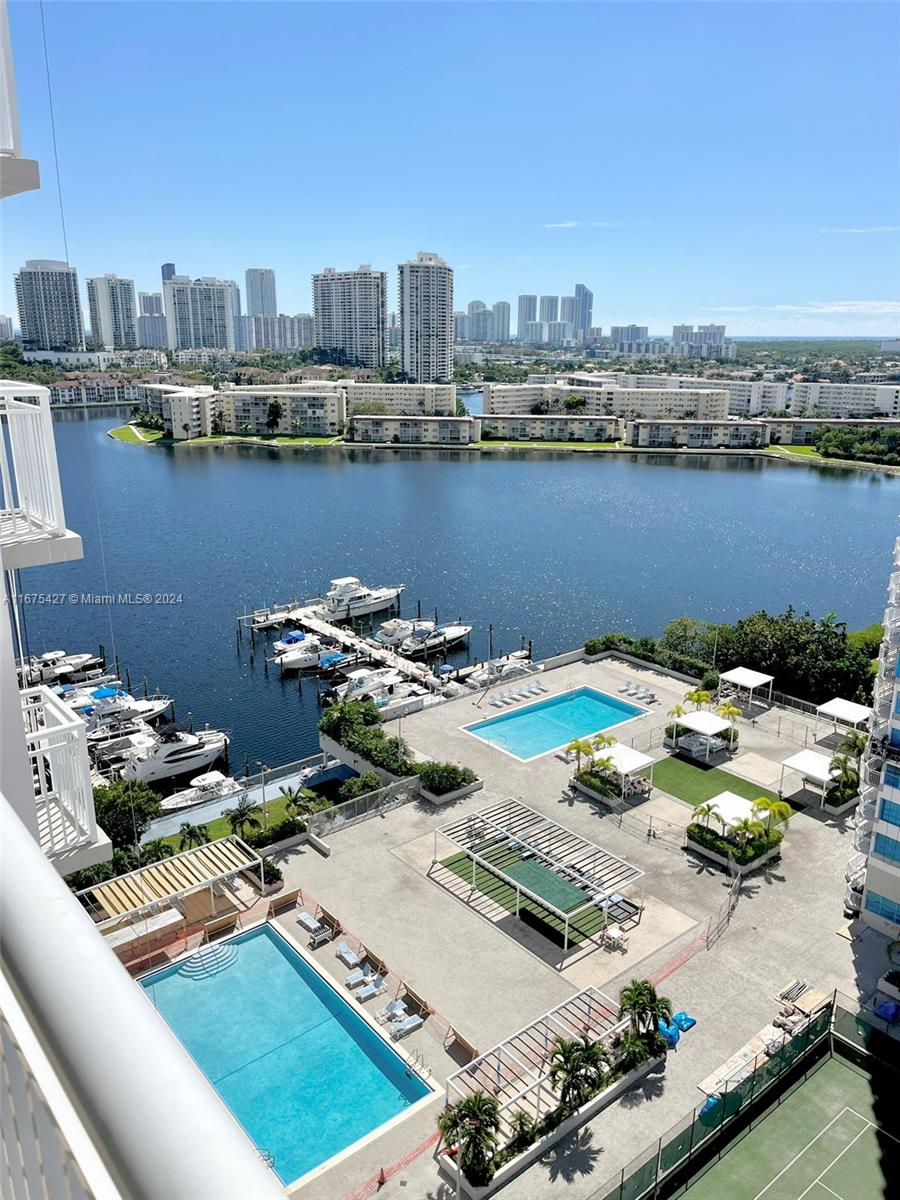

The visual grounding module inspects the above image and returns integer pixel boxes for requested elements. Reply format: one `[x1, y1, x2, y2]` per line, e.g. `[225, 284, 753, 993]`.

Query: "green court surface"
[682, 1057, 896, 1200]
[503, 857, 589, 912]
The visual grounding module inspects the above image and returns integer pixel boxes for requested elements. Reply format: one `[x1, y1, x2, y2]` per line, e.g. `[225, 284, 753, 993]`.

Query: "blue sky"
[4, 1, 899, 335]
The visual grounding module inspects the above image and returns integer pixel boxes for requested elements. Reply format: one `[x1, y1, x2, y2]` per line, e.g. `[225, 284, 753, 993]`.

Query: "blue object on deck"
[281, 631, 306, 645]
[319, 652, 348, 668]
[658, 1019, 680, 1047]
[875, 1000, 900, 1024]
[699, 1095, 720, 1118]
[91, 686, 117, 698]
[673, 1011, 696, 1031]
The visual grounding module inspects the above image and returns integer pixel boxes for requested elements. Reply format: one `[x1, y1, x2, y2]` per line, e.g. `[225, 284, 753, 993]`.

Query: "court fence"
[308, 775, 421, 838]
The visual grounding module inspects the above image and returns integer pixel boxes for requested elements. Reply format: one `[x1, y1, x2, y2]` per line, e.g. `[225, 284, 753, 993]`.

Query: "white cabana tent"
[706, 791, 767, 830]
[814, 697, 873, 741]
[718, 666, 775, 709]
[779, 749, 835, 807]
[675, 710, 732, 761]
[601, 743, 655, 799]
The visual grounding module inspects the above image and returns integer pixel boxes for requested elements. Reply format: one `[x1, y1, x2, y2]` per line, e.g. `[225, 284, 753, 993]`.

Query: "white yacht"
[334, 667, 406, 700]
[370, 617, 435, 647]
[159, 771, 243, 813]
[399, 623, 472, 658]
[272, 629, 307, 654]
[120, 727, 230, 783]
[67, 686, 173, 724]
[273, 635, 334, 671]
[321, 577, 405, 620]
[23, 650, 104, 684]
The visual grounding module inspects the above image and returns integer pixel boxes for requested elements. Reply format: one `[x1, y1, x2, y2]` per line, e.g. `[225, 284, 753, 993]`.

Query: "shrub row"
[687, 821, 783, 866]
[575, 769, 621, 801]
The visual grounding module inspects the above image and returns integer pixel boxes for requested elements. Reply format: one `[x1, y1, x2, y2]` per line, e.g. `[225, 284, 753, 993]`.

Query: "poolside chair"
[618, 683, 632, 693]
[345, 963, 375, 989]
[357, 973, 386, 1003]
[376, 998, 407, 1024]
[490, 697, 503, 708]
[391, 1014, 424, 1040]
[535, 682, 549, 693]
[526, 683, 542, 695]
[336, 941, 361, 969]
[297, 910, 323, 936]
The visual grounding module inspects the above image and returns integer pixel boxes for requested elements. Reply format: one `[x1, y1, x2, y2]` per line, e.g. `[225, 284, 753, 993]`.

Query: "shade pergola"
[706, 790, 784, 830]
[675, 710, 732, 761]
[814, 697, 873, 741]
[436, 799, 643, 952]
[779, 749, 835, 807]
[446, 986, 626, 1142]
[601, 743, 656, 798]
[77, 836, 263, 928]
[718, 667, 775, 709]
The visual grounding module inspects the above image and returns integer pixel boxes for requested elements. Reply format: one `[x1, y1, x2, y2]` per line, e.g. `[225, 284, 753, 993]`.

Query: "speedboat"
[22, 650, 104, 684]
[370, 617, 435, 647]
[272, 629, 308, 654]
[159, 771, 243, 813]
[120, 726, 230, 783]
[399, 623, 472, 658]
[273, 635, 334, 671]
[321, 577, 405, 620]
[334, 667, 406, 700]
[67, 686, 173, 723]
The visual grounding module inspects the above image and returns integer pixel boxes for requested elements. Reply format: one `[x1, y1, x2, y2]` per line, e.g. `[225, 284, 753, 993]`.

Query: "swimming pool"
[464, 687, 644, 760]
[140, 926, 432, 1185]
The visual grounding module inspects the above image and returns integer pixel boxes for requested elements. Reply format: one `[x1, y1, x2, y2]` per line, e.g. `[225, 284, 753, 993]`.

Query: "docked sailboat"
[159, 771, 243, 813]
[119, 725, 230, 783]
[369, 617, 435, 647]
[320, 577, 405, 621]
[399, 623, 472, 658]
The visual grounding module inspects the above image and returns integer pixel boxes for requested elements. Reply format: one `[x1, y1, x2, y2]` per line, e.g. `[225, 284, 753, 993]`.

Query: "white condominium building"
[0, 314, 13, 340]
[135, 382, 217, 439]
[249, 313, 315, 352]
[344, 381, 455, 415]
[481, 382, 729, 421]
[349, 414, 478, 445]
[792, 382, 900, 418]
[559, 372, 790, 416]
[14, 259, 85, 351]
[625, 419, 768, 449]
[517, 294, 537, 339]
[764, 418, 900, 446]
[492, 301, 511, 342]
[539, 296, 559, 323]
[86, 274, 137, 349]
[163, 276, 238, 350]
[399, 252, 454, 382]
[216, 383, 347, 436]
[853, 537, 900, 936]
[312, 265, 387, 368]
[479, 414, 622, 443]
[245, 267, 277, 317]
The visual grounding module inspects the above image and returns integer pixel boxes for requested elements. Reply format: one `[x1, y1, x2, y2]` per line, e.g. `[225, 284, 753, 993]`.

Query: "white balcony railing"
[0, 383, 68, 550]
[20, 685, 97, 860]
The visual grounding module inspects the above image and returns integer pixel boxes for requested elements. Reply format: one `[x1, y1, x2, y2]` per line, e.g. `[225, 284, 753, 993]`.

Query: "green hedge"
[687, 821, 782, 866]
[418, 761, 477, 795]
[246, 815, 305, 848]
[575, 769, 621, 801]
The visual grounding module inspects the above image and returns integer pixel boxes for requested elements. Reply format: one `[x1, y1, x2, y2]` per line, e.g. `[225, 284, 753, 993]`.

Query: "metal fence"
[309, 775, 421, 838]
[585, 1001, 834, 1200]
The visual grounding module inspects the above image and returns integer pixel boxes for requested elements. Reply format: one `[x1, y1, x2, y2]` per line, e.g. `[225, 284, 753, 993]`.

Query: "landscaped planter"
[420, 779, 483, 807]
[685, 837, 780, 875]
[877, 973, 900, 1003]
[437, 1057, 662, 1199]
[823, 795, 859, 817]
[253, 831, 308, 856]
[318, 731, 399, 786]
[572, 777, 623, 811]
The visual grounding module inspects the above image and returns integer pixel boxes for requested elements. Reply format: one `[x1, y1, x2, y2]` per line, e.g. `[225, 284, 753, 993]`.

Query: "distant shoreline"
[105, 423, 900, 477]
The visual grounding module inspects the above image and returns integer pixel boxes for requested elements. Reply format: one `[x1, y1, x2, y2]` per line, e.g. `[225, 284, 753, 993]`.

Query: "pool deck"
[269, 656, 887, 1200]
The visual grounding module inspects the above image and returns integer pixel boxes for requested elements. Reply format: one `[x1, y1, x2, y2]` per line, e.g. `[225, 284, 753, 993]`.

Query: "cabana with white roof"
[814, 697, 873, 742]
[718, 666, 775, 710]
[674, 710, 733, 761]
[779, 749, 835, 807]
[704, 790, 788, 831]
[596, 742, 655, 800]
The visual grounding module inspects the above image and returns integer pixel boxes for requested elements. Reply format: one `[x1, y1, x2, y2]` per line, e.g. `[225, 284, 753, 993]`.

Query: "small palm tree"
[139, 838, 174, 864]
[838, 729, 867, 764]
[619, 979, 672, 1038]
[593, 732, 617, 754]
[718, 701, 741, 726]
[178, 822, 211, 851]
[731, 816, 765, 849]
[223, 796, 262, 840]
[436, 1092, 500, 1187]
[692, 801, 721, 830]
[685, 688, 711, 710]
[567, 738, 595, 773]
[752, 797, 792, 833]
[592, 754, 616, 778]
[615, 1029, 651, 1072]
[547, 1034, 609, 1112]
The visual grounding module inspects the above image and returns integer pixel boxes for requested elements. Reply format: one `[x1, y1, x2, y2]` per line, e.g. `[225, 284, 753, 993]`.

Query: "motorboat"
[399, 623, 472, 659]
[92, 728, 159, 766]
[273, 635, 335, 671]
[334, 667, 406, 700]
[22, 650, 104, 684]
[272, 629, 308, 654]
[321, 577, 405, 620]
[370, 617, 435, 647]
[120, 726, 230, 783]
[159, 771, 243, 813]
[66, 685, 173, 724]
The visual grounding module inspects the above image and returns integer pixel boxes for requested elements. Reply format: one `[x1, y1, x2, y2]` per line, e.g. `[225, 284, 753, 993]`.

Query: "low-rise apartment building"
[624, 419, 768, 449]
[763, 417, 900, 445]
[49, 377, 142, 405]
[216, 383, 346, 436]
[792, 382, 900, 418]
[481, 382, 729, 421]
[136, 382, 217, 439]
[171, 348, 237, 369]
[479, 414, 623, 442]
[349, 415, 478, 445]
[557, 371, 790, 416]
[344, 381, 456, 415]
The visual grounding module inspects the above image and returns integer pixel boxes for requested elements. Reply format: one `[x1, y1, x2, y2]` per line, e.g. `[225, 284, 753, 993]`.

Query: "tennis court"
[682, 1056, 897, 1200]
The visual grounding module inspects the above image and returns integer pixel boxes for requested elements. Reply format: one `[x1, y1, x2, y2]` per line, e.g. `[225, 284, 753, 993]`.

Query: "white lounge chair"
[490, 697, 503, 708]
[345, 964, 375, 989]
[357, 973, 386, 1003]
[297, 910, 322, 935]
[336, 941, 360, 969]
[376, 998, 407, 1024]
[391, 1013, 424, 1039]
[536, 682, 549, 693]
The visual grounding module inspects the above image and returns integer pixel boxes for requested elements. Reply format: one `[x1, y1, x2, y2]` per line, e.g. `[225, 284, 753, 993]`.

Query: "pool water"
[465, 687, 644, 760]
[140, 926, 431, 1184]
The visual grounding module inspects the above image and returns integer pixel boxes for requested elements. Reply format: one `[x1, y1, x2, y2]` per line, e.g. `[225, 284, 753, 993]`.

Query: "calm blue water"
[140, 926, 430, 1184]
[17, 407, 900, 770]
[466, 687, 644, 759]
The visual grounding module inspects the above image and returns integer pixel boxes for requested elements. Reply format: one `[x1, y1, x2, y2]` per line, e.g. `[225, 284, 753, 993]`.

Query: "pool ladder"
[406, 1048, 430, 1079]
[257, 1147, 275, 1169]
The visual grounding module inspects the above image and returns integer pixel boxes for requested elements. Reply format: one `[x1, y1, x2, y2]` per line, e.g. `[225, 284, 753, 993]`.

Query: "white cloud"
[544, 220, 581, 229]
[820, 226, 900, 235]
[703, 300, 900, 316]
[543, 219, 634, 229]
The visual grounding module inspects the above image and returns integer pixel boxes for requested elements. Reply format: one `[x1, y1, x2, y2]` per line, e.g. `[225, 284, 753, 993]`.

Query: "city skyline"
[3, 1, 899, 336]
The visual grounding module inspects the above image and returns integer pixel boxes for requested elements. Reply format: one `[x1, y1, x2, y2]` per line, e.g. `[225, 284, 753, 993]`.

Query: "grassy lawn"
[273, 435, 341, 444]
[775, 444, 822, 458]
[109, 424, 163, 444]
[641, 755, 779, 807]
[476, 440, 620, 451]
[158, 791, 296, 852]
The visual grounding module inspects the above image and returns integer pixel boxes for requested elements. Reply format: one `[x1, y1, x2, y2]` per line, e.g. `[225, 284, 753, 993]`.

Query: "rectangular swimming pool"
[140, 925, 432, 1186]
[464, 686, 644, 761]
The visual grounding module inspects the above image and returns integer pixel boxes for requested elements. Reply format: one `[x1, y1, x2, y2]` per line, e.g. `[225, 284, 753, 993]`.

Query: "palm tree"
[567, 738, 595, 773]
[223, 796, 262, 840]
[718, 701, 741, 726]
[615, 1029, 651, 1072]
[685, 688, 711, 711]
[668, 703, 686, 741]
[731, 816, 765, 850]
[547, 1034, 609, 1112]
[692, 801, 722, 830]
[752, 797, 792, 834]
[839, 729, 867, 764]
[592, 755, 616, 779]
[178, 822, 211, 851]
[619, 979, 673, 1038]
[436, 1092, 500, 1186]
[139, 838, 174, 864]
[592, 732, 617, 754]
